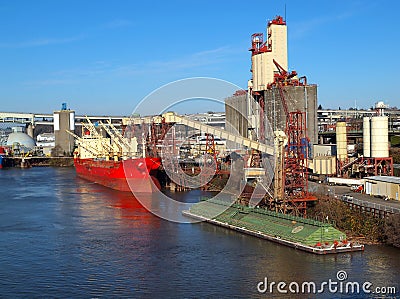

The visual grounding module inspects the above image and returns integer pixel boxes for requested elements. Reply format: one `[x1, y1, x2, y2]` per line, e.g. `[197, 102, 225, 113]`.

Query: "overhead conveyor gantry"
[162, 113, 275, 156]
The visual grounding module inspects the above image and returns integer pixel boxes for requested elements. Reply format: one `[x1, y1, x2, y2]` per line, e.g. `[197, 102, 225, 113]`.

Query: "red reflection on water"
[107, 191, 160, 227]
[111, 193, 145, 210]
[75, 178, 162, 228]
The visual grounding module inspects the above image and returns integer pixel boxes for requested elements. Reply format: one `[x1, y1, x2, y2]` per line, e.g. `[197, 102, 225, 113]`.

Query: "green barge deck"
[183, 200, 364, 254]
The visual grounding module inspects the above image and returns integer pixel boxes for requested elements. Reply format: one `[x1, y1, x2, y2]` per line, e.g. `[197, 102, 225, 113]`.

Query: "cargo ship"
[69, 120, 161, 193]
[74, 157, 161, 192]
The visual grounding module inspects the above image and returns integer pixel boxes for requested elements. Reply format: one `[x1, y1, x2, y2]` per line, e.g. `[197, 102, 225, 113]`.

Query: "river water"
[0, 167, 399, 298]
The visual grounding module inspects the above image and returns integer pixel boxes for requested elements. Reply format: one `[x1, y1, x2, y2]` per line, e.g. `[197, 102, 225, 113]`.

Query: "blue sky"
[0, 0, 399, 115]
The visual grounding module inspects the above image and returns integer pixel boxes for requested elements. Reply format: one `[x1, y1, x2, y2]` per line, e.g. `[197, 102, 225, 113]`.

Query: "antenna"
[284, 3, 287, 21]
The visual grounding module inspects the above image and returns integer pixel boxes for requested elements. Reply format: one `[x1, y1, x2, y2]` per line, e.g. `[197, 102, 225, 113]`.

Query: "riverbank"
[308, 195, 400, 248]
[2, 156, 74, 168]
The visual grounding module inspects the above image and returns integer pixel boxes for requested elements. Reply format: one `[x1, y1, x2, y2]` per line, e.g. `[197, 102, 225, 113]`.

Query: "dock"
[2, 156, 73, 168]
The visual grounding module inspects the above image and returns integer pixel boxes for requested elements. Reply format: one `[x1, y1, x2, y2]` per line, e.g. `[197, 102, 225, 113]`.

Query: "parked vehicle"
[341, 194, 354, 202]
[327, 177, 364, 187]
[351, 185, 363, 193]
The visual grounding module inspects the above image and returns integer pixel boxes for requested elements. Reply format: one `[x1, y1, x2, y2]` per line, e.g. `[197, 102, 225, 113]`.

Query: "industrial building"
[53, 103, 75, 156]
[364, 176, 400, 201]
[263, 85, 318, 144]
[224, 15, 318, 215]
[226, 16, 318, 144]
[225, 91, 249, 148]
[332, 101, 393, 177]
[318, 106, 400, 135]
[224, 15, 397, 209]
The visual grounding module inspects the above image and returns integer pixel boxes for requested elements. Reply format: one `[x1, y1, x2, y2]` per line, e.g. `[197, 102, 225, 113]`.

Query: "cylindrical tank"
[371, 116, 389, 158]
[336, 122, 347, 162]
[251, 52, 275, 91]
[27, 123, 34, 138]
[363, 117, 370, 157]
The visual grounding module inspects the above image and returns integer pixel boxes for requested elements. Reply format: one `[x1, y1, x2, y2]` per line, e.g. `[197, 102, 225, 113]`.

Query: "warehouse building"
[364, 176, 400, 201]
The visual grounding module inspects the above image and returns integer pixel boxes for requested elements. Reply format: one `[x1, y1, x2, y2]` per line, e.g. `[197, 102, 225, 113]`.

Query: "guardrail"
[339, 195, 400, 215]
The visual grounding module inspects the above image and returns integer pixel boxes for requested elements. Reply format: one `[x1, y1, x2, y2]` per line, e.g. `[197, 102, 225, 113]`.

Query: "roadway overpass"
[0, 112, 128, 126]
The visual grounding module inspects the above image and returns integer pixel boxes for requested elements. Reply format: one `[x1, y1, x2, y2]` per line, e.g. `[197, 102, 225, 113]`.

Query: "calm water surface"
[0, 167, 399, 298]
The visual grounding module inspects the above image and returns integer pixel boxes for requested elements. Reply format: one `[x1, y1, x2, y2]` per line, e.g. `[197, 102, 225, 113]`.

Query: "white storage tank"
[371, 116, 389, 158]
[6, 131, 36, 150]
[363, 117, 370, 157]
[336, 122, 347, 161]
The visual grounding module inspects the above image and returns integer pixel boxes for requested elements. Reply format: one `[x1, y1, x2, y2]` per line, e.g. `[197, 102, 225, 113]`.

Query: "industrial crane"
[268, 60, 315, 215]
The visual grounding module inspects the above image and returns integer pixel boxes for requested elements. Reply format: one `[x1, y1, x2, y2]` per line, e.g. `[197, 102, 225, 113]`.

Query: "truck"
[326, 177, 364, 187]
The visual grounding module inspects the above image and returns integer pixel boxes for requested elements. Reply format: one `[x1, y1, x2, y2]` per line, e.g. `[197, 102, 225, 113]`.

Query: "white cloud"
[290, 10, 356, 39]
[22, 46, 234, 88]
[113, 46, 230, 76]
[45, 46, 231, 79]
[0, 35, 84, 48]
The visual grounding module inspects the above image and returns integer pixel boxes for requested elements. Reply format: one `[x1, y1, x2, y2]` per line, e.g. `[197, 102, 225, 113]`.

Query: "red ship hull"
[74, 157, 161, 192]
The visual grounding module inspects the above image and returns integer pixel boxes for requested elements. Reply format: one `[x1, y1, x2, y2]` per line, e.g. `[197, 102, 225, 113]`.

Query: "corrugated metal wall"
[264, 85, 318, 145]
[365, 179, 400, 200]
[225, 93, 249, 149]
[225, 85, 318, 146]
